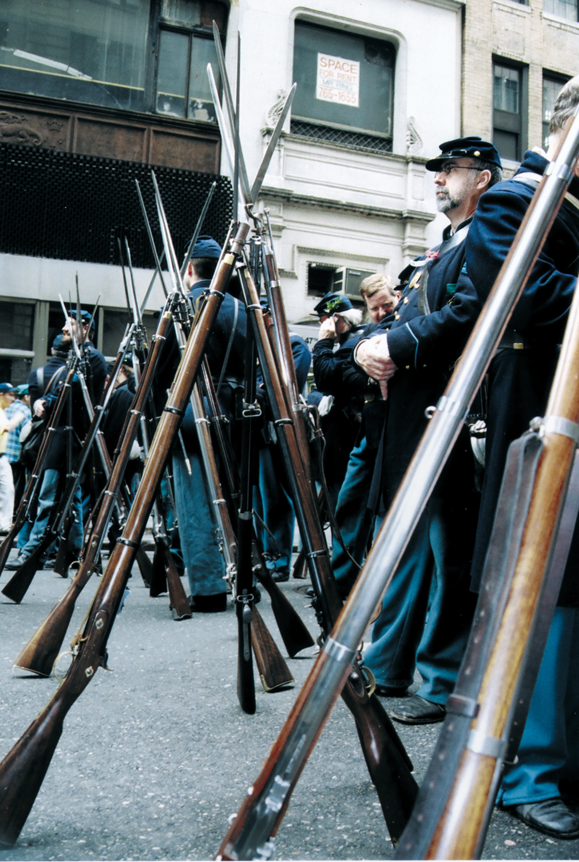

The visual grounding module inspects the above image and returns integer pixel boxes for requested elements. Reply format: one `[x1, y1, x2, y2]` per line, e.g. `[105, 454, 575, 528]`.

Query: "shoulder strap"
[513, 171, 579, 222]
[216, 298, 239, 398]
[44, 365, 67, 397]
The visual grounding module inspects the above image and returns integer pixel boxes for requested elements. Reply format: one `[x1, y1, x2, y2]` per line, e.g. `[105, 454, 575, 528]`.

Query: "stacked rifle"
[4, 22, 579, 862]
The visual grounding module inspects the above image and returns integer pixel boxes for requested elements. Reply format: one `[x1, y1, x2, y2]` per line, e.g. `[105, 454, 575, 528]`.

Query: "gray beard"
[436, 193, 458, 213]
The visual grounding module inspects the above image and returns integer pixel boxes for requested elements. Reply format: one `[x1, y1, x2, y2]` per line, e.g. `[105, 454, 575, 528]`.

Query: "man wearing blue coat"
[171, 236, 247, 612]
[465, 78, 579, 840]
[355, 137, 502, 722]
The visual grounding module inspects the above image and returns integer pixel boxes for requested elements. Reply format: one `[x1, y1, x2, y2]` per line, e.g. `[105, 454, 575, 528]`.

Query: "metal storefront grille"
[290, 120, 392, 154]
[0, 143, 233, 268]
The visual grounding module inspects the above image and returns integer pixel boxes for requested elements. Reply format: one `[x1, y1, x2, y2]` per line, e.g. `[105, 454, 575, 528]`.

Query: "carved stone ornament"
[407, 116, 423, 156]
[266, 89, 288, 128]
[0, 111, 44, 146]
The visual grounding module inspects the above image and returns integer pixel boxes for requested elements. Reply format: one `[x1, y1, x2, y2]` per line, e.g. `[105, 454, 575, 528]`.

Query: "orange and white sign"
[316, 53, 359, 107]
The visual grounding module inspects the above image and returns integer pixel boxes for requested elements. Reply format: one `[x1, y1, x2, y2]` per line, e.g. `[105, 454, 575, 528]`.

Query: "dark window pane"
[101, 309, 156, 356]
[494, 65, 520, 114]
[493, 128, 519, 162]
[188, 36, 219, 121]
[0, 0, 148, 111]
[307, 263, 337, 297]
[102, 310, 130, 357]
[0, 302, 34, 351]
[157, 29, 189, 118]
[543, 76, 564, 150]
[292, 21, 394, 138]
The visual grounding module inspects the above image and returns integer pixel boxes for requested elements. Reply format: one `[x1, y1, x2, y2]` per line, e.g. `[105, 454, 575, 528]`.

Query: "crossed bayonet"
[207, 22, 296, 223]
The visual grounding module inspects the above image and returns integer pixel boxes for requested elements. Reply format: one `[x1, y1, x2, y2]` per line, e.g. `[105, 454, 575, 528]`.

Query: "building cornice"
[259, 185, 435, 223]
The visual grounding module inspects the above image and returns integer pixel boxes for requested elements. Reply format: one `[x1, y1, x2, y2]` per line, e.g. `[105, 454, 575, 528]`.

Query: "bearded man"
[354, 137, 501, 723]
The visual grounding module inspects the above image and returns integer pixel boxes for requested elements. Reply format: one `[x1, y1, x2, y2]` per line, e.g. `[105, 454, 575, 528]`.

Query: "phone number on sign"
[316, 87, 358, 105]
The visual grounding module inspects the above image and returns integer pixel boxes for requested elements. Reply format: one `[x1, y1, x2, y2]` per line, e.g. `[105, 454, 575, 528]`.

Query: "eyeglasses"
[435, 164, 481, 177]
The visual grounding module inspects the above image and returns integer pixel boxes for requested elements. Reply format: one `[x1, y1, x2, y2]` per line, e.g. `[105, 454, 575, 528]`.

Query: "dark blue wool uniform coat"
[466, 151, 579, 607]
[312, 324, 366, 505]
[374, 219, 481, 511]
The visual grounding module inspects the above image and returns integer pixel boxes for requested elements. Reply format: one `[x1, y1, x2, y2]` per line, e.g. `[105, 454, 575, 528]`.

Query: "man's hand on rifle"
[33, 399, 46, 418]
[355, 335, 397, 399]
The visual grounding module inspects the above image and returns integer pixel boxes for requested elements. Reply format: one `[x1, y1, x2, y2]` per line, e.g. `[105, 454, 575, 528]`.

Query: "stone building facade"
[462, 0, 579, 171]
[2, 0, 575, 378]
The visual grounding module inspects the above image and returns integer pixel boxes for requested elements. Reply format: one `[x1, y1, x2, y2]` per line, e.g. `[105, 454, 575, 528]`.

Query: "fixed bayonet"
[180, 180, 217, 279]
[251, 84, 296, 203]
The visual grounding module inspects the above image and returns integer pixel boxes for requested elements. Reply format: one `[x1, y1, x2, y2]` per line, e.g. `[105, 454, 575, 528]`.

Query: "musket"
[1, 325, 131, 603]
[394, 168, 579, 862]
[0, 218, 249, 850]
[0, 357, 78, 577]
[189, 380, 293, 693]
[149, 165, 292, 682]
[200, 359, 314, 658]
[12, 301, 178, 677]
[219, 257, 418, 857]
[216, 108, 579, 862]
[260, 214, 312, 484]
[206, 50, 417, 846]
[180, 181, 217, 280]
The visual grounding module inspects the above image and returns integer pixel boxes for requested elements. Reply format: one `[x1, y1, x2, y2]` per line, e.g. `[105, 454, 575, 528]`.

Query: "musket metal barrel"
[217, 110, 579, 861]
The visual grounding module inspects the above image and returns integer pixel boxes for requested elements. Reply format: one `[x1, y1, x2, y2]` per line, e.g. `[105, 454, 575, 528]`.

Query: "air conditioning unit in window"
[332, 267, 376, 300]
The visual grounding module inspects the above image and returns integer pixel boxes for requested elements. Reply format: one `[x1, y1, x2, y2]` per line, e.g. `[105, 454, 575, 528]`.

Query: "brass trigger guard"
[359, 663, 377, 697]
[52, 650, 75, 681]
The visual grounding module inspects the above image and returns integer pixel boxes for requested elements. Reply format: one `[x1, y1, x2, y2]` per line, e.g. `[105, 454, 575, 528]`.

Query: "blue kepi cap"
[192, 235, 222, 259]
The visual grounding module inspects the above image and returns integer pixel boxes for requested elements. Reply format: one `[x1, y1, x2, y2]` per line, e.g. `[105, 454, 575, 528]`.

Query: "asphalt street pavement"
[0, 551, 578, 862]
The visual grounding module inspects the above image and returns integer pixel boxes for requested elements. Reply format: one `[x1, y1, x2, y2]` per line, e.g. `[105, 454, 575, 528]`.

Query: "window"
[0, 0, 227, 120]
[0, 301, 34, 352]
[155, 0, 224, 121]
[307, 263, 373, 303]
[291, 21, 395, 153]
[544, 0, 579, 20]
[0, 300, 35, 386]
[493, 60, 527, 161]
[543, 73, 570, 150]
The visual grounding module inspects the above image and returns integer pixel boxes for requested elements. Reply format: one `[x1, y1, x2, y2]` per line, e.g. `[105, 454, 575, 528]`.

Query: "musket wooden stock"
[163, 542, 192, 620]
[197, 366, 314, 658]
[221, 262, 418, 854]
[252, 556, 314, 657]
[189, 382, 296, 692]
[13, 310, 174, 677]
[411, 269, 579, 861]
[0, 225, 247, 848]
[251, 606, 294, 692]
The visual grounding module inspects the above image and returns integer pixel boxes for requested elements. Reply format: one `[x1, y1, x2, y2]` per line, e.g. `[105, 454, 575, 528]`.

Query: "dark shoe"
[190, 592, 227, 613]
[42, 557, 57, 570]
[374, 683, 408, 698]
[506, 797, 579, 840]
[272, 570, 289, 583]
[390, 694, 445, 725]
[4, 554, 29, 571]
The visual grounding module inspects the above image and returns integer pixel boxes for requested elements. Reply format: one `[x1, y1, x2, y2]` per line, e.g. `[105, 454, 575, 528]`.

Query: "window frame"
[291, 18, 396, 153]
[492, 57, 528, 163]
[0, 0, 227, 124]
[150, 0, 226, 122]
[542, 70, 570, 152]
